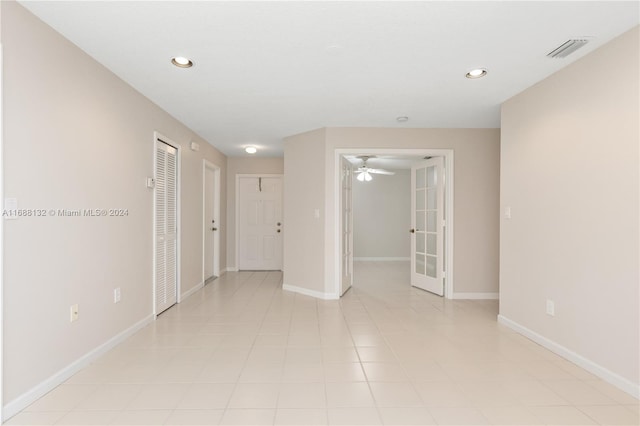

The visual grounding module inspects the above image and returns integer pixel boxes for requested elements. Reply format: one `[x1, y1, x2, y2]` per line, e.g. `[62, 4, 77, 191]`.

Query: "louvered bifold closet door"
[155, 141, 178, 315]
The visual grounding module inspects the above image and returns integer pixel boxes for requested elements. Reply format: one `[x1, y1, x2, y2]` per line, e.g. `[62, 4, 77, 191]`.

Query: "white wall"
[500, 26, 639, 395]
[226, 157, 284, 270]
[1, 2, 227, 414]
[352, 170, 410, 259]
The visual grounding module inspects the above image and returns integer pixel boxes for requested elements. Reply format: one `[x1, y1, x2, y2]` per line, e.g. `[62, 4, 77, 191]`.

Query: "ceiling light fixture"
[171, 56, 193, 68]
[396, 116, 409, 123]
[245, 146, 257, 154]
[356, 171, 372, 182]
[466, 68, 487, 79]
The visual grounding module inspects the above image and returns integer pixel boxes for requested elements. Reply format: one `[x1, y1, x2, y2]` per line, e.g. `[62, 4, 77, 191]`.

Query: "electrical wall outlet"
[114, 287, 121, 303]
[546, 299, 555, 316]
[70, 304, 79, 322]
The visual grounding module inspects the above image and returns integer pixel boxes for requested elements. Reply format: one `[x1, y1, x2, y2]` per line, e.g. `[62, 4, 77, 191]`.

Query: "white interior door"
[411, 157, 444, 295]
[155, 140, 178, 314]
[204, 164, 217, 281]
[238, 176, 283, 270]
[340, 157, 353, 295]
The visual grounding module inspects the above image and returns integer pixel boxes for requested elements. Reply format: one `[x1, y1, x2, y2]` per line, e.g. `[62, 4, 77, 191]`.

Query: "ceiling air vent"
[547, 39, 589, 59]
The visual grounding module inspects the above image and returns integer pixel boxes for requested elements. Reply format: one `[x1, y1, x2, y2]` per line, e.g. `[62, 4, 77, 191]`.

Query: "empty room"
[0, 1, 638, 425]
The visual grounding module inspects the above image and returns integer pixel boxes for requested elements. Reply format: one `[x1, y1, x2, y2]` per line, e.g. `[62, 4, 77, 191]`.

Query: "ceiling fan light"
[356, 173, 365, 182]
[364, 172, 373, 181]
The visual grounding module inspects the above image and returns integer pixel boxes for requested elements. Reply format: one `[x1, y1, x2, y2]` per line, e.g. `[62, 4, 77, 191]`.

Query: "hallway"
[7, 262, 638, 425]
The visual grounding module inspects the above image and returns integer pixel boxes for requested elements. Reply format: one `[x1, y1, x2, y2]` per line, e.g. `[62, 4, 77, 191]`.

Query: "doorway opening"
[334, 149, 454, 299]
[203, 160, 221, 284]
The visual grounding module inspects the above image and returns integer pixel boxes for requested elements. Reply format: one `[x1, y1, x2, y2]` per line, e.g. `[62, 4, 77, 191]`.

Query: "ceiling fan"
[355, 156, 395, 181]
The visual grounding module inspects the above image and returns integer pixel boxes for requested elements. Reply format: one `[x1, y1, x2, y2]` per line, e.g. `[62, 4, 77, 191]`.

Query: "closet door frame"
[153, 132, 181, 315]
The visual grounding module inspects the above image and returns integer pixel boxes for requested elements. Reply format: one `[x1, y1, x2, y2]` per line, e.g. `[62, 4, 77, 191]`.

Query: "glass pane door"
[411, 157, 444, 296]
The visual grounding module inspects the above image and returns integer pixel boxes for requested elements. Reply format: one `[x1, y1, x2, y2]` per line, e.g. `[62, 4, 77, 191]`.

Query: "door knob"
[211, 227, 217, 231]
[410, 228, 415, 233]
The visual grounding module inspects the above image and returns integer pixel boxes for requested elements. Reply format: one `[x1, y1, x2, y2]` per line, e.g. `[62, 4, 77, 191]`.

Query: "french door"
[238, 176, 283, 270]
[411, 157, 444, 295]
[155, 139, 178, 314]
[340, 157, 353, 295]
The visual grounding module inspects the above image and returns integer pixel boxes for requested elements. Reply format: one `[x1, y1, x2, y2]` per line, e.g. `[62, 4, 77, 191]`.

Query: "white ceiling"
[20, 1, 639, 157]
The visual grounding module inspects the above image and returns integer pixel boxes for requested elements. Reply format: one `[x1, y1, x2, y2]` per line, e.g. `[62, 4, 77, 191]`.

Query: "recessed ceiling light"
[466, 68, 487, 79]
[171, 56, 193, 68]
[396, 116, 409, 122]
[245, 146, 257, 154]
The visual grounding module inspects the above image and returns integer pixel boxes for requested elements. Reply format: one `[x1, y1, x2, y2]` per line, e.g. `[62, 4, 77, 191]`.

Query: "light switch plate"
[4, 198, 18, 220]
[546, 299, 555, 316]
[505, 206, 512, 219]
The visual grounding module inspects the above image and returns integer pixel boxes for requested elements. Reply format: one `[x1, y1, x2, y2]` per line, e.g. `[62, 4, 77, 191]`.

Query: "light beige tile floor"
[5, 261, 638, 425]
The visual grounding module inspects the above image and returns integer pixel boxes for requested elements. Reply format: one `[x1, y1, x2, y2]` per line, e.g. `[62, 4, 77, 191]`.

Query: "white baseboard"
[498, 314, 639, 399]
[2, 314, 155, 421]
[353, 257, 410, 261]
[180, 281, 203, 302]
[453, 292, 499, 300]
[283, 283, 339, 300]
[224, 266, 238, 273]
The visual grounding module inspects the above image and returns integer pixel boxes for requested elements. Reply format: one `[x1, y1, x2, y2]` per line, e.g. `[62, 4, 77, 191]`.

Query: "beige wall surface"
[500, 27, 639, 388]
[283, 129, 326, 294]
[353, 170, 411, 259]
[226, 157, 284, 270]
[324, 128, 501, 297]
[2, 2, 226, 406]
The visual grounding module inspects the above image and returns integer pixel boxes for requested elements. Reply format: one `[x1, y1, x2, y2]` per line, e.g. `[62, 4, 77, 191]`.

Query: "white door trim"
[153, 132, 181, 313]
[202, 160, 221, 281]
[235, 173, 283, 271]
[0, 43, 5, 422]
[333, 148, 454, 299]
